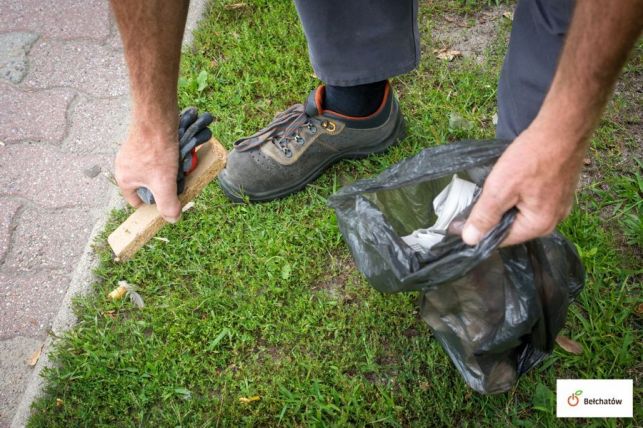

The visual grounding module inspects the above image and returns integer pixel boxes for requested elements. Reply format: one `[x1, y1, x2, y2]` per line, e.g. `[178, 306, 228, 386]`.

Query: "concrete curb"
[10, 2, 211, 426]
[10, 190, 123, 428]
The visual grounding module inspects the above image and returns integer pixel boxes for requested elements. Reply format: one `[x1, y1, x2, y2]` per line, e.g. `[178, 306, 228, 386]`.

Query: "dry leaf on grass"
[103, 310, 117, 319]
[434, 48, 462, 61]
[583, 158, 592, 166]
[503, 11, 514, 21]
[182, 201, 195, 213]
[239, 396, 260, 404]
[55, 398, 63, 407]
[556, 335, 583, 355]
[224, 2, 247, 10]
[636, 303, 643, 315]
[28, 344, 44, 366]
[153, 237, 170, 243]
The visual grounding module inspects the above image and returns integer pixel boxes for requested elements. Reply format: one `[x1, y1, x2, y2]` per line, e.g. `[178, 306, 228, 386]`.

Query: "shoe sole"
[219, 114, 406, 203]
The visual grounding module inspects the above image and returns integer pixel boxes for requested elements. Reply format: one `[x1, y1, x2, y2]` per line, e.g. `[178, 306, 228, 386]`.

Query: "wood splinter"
[108, 139, 227, 261]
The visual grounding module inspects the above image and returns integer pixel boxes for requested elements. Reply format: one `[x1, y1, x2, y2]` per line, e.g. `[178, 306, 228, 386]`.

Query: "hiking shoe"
[218, 82, 405, 202]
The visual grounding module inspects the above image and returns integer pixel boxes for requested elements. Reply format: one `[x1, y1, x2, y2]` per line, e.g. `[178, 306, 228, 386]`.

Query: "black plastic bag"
[328, 140, 584, 394]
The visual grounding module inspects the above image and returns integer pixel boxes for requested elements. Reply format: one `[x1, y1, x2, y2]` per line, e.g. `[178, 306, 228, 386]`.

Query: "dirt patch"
[430, 4, 515, 64]
[311, 253, 357, 303]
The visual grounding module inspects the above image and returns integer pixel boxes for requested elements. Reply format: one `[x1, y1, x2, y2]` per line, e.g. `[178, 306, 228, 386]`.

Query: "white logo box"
[557, 379, 633, 418]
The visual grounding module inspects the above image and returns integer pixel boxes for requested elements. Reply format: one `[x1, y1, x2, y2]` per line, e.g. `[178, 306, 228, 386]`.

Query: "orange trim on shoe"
[314, 81, 391, 121]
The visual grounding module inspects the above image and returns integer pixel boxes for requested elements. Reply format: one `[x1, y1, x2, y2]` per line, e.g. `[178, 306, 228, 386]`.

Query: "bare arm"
[463, 0, 643, 246]
[110, 0, 189, 222]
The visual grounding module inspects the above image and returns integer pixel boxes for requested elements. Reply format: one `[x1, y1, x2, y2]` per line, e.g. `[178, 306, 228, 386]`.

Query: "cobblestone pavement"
[0, 1, 208, 426]
[0, 2, 129, 425]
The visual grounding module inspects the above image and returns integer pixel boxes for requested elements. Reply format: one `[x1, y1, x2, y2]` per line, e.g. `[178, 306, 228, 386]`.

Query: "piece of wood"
[108, 139, 227, 261]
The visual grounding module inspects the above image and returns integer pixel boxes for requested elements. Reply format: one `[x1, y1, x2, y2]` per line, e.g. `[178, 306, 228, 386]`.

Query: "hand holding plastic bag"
[328, 140, 584, 394]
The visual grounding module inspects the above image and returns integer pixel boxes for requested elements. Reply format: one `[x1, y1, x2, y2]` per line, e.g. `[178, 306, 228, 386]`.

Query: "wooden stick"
[108, 139, 227, 261]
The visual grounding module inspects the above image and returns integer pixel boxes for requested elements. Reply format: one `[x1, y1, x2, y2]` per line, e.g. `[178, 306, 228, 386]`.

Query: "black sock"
[323, 80, 387, 117]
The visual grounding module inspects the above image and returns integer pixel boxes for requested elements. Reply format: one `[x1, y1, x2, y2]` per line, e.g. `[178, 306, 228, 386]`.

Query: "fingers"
[499, 210, 558, 247]
[149, 179, 181, 223]
[462, 182, 517, 246]
[122, 187, 143, 208]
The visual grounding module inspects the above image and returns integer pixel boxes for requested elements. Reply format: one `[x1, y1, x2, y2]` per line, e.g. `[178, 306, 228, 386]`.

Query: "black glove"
[136, 107, 213, 205]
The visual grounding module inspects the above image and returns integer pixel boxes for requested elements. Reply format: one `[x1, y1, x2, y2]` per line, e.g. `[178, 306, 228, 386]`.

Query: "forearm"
[534, 0, 643, 148]
[110, 0, 189, 135]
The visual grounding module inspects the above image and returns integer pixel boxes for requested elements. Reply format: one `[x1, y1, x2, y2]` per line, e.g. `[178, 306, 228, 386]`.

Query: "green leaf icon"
[575, 390, 583, 396]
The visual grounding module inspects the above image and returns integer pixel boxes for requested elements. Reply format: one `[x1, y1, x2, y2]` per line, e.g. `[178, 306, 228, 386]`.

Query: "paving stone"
[0, 336, 43, 427]
[0, 82, 75, 144]
[0, 268, 68, 339]
[3, 207, 94, 273]
[106, 23, 124, 52]
[25, 39, 128, 97]
[62, 94, 130, 154]
[0, 32, 39, 84]
[0, 199, 21, 264]
[0, 0, 110, 41]
[0, 144, 113, 208]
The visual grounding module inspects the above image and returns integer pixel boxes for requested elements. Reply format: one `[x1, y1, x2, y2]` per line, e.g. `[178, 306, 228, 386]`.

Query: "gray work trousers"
[293, 0, 575, 139]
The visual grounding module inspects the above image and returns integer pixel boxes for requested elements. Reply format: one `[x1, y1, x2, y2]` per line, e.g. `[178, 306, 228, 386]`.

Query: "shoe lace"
[233, 104, 316, 158]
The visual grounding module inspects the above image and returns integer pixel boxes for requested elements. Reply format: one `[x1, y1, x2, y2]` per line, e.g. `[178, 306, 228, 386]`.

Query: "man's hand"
[110, 0, 189, 222]
[462, 121, 586, 247]
[462, 0, 641, 247]
[115, 123, 181, 223]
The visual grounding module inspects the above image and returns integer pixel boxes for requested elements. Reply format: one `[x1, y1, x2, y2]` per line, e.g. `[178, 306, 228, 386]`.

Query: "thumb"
[149, 180, 181, 223]
[462, 184, 515, 246]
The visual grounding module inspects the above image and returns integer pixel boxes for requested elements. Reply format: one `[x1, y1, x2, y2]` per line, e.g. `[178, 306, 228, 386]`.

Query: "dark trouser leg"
[292, 0, 420, 87]
[496, 0, 575, 140]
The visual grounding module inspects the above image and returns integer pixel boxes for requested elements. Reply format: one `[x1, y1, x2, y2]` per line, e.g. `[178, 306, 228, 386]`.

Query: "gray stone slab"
[62, 94, 130, 154]
[3, 207, 94, 274]
[0, 199, 21, 264]
[0, 144, 112, 209]
[0, 32, 39, 84]
[0, 268, 69, 339]
[24, 39, 128, 97]
[0, 336, 42, 428]
[0, 82, 75, 144]
[0, 0, 110, 41]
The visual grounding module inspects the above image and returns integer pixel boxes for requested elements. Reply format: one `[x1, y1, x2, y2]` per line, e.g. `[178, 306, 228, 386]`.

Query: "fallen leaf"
[444, 15, 457, 23]
[583, 157, 592, 166]
[55, 398, 63, 407]
[239, 395, 261, 404]
[103, 310, 117, 319]
[419, 381, 430, 391]
[636, 303, 643, 315]
[502, 11, 514, 21]
[434, 48, 462, 61]
[182, 201, 195, 213]
[556, 335, 583, 355]
[224, 2, 247, 10]
[28, 344, 44, 366]
[153, 237, 170, 243]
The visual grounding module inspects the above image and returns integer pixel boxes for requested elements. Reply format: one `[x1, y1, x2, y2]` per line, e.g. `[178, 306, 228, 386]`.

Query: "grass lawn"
[30, 0, 641, 426]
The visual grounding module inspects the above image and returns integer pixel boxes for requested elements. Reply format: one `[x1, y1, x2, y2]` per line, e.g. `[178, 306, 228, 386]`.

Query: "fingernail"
[462, 224, 482, 245]
[165, 215, 180, 224]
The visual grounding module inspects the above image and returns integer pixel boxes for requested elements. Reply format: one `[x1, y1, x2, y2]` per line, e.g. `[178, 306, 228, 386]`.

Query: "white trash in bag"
[402, 174, 478, 253]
